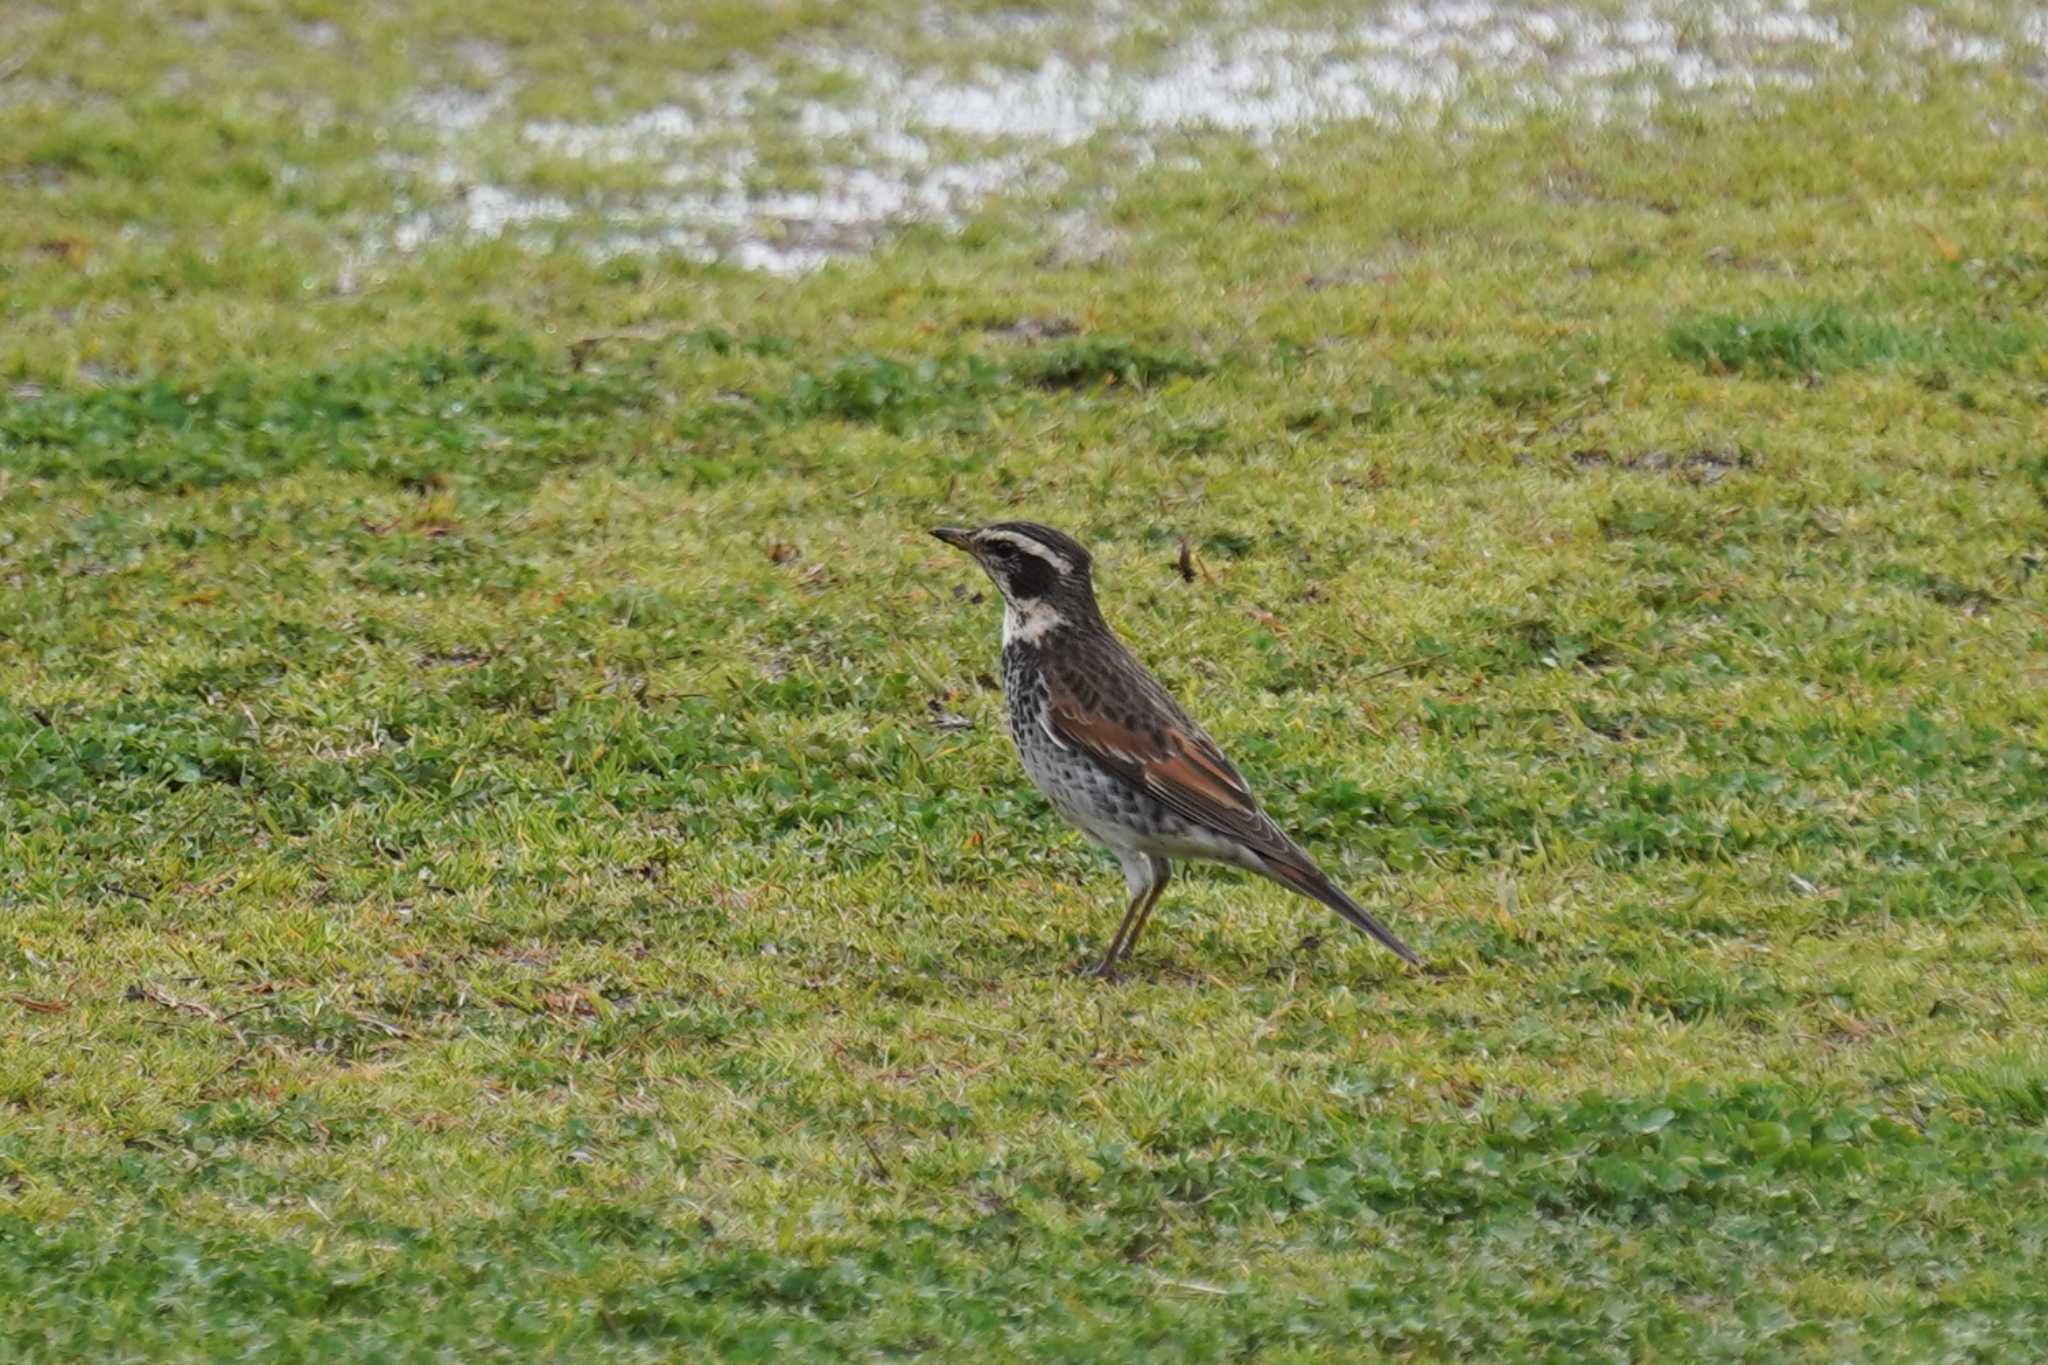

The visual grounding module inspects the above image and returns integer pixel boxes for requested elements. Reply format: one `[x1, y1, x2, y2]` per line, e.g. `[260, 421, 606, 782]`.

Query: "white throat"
[1002, 598, 1064, 646]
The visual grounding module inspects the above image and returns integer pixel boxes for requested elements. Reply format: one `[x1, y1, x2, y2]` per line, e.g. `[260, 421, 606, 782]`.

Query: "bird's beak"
[930, 527, 975, 552]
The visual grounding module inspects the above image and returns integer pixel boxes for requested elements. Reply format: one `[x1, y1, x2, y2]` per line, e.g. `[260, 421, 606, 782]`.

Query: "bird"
[931, 520, 1420, 977]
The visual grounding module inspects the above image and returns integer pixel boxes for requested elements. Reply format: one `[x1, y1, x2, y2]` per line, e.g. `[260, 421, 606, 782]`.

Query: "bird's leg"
[1087, 885, 1153, 979]
[1090, 858, 1170, 977]
[1111, 859, 1172, 968]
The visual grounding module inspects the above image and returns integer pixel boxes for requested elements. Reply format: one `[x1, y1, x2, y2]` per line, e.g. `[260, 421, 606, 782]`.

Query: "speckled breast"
[999, 642, 1176, 853]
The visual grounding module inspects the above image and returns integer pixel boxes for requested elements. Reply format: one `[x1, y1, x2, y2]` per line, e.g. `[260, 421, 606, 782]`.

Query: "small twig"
[137, 982, 222, 1022]
[145, 803, 212, 860]
[927, 1011, 1025, 1043]
[134, 982, 248, 1046]
[193, 1048, 262, 1096]
[1355, 657, 1428, 684]
[1149, 1274, 1232, 1297]
[859, 1130, 893, 1184]
[342, 1008, 412, 1039]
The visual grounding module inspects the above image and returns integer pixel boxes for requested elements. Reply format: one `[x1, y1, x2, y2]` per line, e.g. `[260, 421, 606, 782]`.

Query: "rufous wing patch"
[1047, 701, 1157, 771]
[1149, 727, 1256, 818]
[1049, 698, 1276, 846]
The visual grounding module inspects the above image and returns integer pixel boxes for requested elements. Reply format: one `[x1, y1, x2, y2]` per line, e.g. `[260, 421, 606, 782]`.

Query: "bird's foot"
[1066, 955, 1125, 982]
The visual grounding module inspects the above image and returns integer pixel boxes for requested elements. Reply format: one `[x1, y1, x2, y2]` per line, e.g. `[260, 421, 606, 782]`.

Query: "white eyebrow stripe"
[978, 530, 1072, 575]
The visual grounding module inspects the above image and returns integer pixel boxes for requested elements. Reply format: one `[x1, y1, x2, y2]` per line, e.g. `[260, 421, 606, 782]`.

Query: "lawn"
[3, 0, 2047, 1358]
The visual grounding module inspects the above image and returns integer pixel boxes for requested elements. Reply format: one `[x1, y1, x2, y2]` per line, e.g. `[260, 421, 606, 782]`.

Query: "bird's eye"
[985, 542, 1014, 559]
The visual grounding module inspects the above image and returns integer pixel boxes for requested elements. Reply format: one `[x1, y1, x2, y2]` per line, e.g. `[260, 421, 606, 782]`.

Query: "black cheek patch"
[1006, 555, 1058, 600]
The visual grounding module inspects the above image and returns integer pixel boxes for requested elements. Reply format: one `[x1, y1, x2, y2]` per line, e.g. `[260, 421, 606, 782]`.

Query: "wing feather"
[1042, 651, 1306, 870]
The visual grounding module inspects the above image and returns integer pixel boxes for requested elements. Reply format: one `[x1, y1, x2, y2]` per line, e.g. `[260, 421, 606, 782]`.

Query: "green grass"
[1665, 306, 2044, 379]
[4, 1, 2048, 1359]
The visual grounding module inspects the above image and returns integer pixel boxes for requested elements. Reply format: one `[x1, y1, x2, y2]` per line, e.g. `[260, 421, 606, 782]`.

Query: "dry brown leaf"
[1920, 225, 1961, 261]
[1246, 607, 1289, 636]
[539, 989, 596, 1017]
[32, 238, 89, 266]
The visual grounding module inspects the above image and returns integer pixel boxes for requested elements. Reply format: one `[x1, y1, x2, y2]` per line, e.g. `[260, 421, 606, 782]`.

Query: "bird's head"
[931, 521, 1099, 644]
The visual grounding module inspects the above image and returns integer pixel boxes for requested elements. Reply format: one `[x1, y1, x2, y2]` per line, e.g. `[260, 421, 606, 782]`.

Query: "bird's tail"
[1261, 856, 1421, 966]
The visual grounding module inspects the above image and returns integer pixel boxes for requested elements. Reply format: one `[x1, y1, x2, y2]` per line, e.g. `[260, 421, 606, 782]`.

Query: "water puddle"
[372, 1, 2047, 273]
